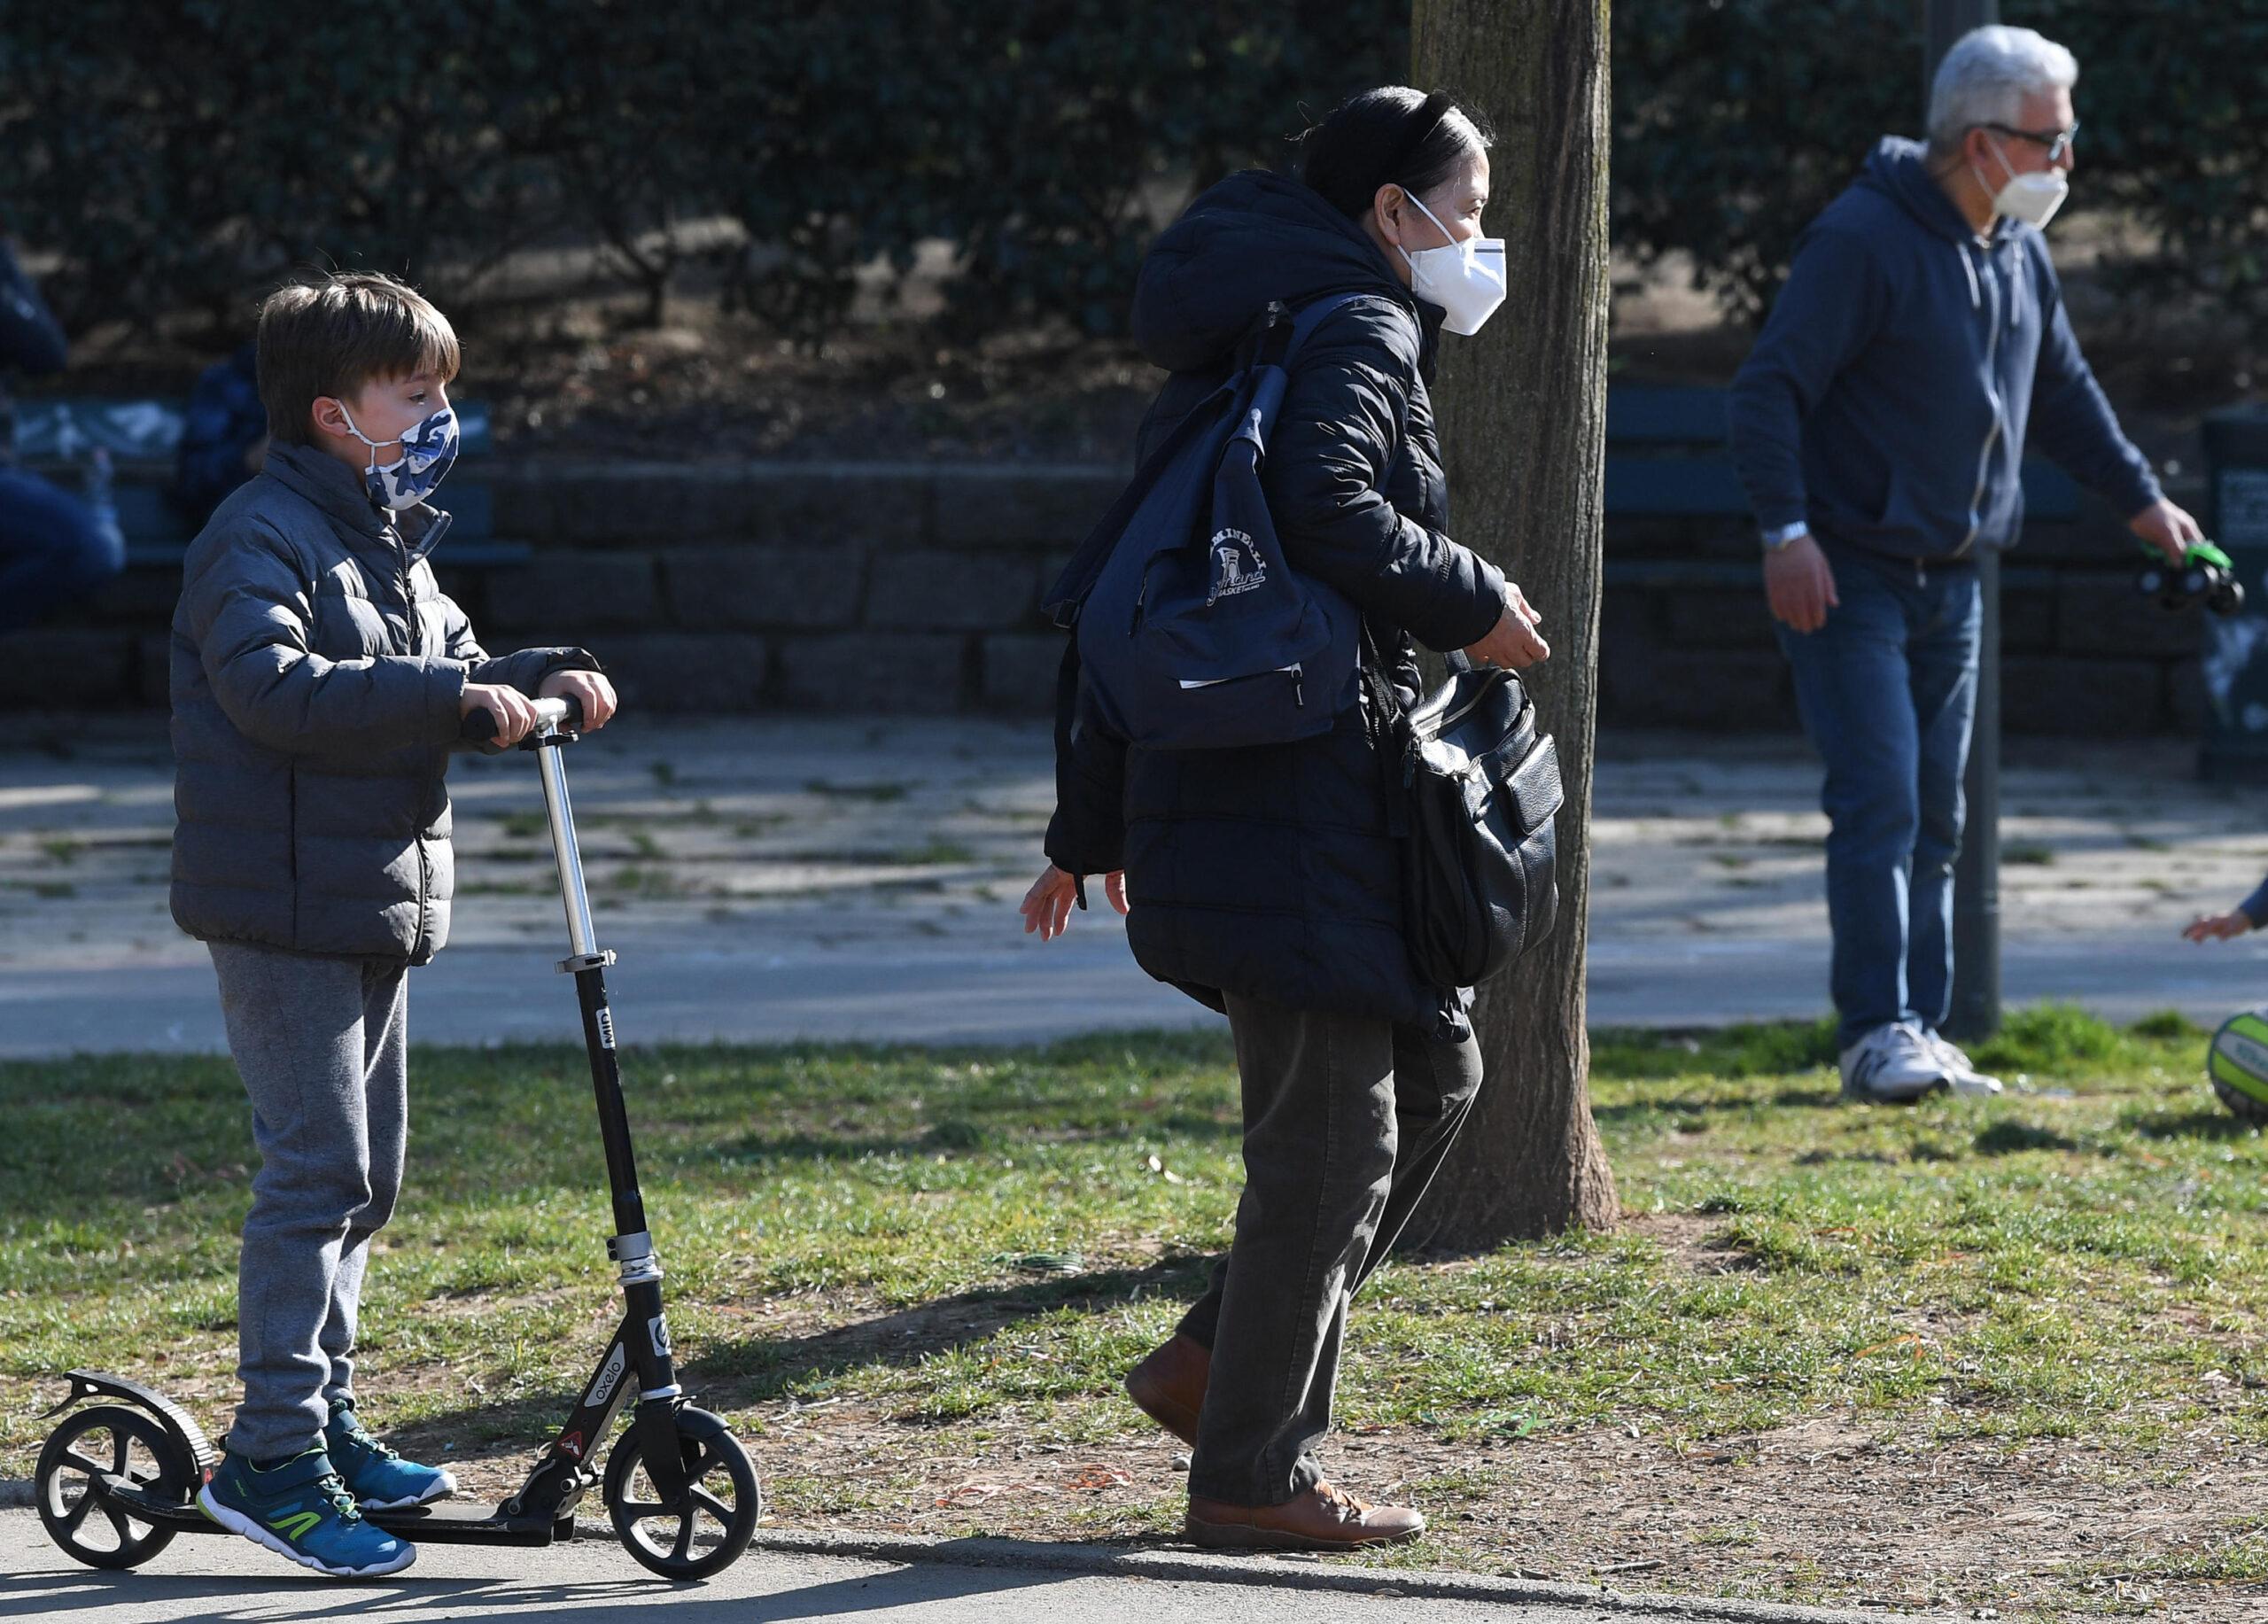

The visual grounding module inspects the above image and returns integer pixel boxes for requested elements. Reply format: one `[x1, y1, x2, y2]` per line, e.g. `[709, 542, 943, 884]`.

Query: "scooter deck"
[95, 1476, 575, 1547]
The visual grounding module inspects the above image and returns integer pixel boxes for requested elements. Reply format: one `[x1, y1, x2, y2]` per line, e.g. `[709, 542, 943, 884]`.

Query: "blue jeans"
[1776, 539, 1983, 1050]
[0, 466, 122, 633]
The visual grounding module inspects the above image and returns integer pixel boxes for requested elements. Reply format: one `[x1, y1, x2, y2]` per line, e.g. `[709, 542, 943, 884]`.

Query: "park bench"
[1603, 382, 2079, 594]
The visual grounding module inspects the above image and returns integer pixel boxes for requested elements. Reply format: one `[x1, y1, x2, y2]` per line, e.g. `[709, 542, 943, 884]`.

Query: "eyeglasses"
[1980, 120, 2079, 163]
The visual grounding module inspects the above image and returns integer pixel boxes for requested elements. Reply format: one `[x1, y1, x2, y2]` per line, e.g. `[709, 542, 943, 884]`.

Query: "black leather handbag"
[1390, 660, 1564, 988]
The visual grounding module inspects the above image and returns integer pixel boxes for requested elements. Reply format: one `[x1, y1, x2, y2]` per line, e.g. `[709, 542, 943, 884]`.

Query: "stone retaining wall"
[1, 458, 2210, 737]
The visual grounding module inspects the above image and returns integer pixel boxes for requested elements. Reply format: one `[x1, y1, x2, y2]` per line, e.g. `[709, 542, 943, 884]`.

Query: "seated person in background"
[171, 340, 268, 528]
[0, 238, 121, 632]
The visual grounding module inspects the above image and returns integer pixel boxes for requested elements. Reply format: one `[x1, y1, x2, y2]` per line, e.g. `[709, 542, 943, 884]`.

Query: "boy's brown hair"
[256, 272, 460, 448]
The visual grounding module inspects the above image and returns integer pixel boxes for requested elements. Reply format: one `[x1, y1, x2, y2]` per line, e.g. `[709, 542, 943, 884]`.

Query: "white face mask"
[1396, 191, 1507, 337]
[1975, 135, 2069, 230]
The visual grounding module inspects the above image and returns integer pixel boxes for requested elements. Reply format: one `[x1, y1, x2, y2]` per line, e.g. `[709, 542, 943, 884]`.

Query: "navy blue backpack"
[1045, 293, 1378, 750]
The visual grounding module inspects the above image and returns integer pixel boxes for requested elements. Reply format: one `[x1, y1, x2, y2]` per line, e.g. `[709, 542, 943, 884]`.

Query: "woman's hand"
[1020, 864, 1127, 940]
[1462, 583, 1549, 671]
[2184, 909, 2254, 944]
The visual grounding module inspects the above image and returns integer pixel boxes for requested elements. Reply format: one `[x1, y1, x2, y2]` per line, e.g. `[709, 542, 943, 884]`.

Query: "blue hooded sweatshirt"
[1729, 136, 2160, 562]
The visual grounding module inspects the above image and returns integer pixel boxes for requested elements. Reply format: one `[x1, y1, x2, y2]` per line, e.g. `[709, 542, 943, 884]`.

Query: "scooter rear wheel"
[602, 1418, 760, 1579]
[36, 1405, 190, 1569]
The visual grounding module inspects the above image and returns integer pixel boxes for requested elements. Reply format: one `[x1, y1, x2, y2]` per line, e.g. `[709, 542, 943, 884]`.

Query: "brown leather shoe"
[1123, 1333, 1208, 1446]
[1186, 1481, 1425, 1550]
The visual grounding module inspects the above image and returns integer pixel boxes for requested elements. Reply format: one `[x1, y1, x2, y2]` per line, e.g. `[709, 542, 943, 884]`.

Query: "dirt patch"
[407, 1392, 2260, 1618]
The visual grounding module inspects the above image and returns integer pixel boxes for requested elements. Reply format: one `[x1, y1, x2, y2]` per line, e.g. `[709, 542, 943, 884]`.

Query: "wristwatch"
[1760, 520, 1811, 553]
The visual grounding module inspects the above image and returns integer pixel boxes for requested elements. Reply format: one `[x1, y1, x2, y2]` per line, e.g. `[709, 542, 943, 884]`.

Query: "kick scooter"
[34, 695, 758, 1579]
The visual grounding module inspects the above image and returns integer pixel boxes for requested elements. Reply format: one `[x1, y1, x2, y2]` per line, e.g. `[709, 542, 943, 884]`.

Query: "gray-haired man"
[1729, 26, 2196, 1101]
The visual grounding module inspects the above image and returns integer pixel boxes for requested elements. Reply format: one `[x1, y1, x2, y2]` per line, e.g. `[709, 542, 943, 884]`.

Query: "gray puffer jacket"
[170, 443, 594, 963]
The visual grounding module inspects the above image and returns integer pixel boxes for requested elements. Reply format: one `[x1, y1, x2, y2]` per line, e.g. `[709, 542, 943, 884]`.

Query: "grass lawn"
[3, 1006, 2264, 1619]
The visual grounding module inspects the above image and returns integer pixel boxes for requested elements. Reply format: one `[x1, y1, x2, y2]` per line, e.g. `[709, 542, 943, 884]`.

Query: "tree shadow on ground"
[385, 1255, 1217, 1463]
[2126, 1107, 2265, 1142]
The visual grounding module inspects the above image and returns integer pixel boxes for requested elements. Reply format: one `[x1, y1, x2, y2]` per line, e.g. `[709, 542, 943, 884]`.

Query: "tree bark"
[1401, 0, 1620, 1247]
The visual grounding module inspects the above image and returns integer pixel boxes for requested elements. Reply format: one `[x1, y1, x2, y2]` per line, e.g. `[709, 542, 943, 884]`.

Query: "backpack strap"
[1041, 374, 1236, 629]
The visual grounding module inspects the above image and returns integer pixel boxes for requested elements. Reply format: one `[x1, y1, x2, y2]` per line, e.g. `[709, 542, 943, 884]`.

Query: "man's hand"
[2131, 497, 2204, 566]
[1462, 583, 1550, 671]
[1764, 534, 1839, 634]
[540, 668, 618, 732]
[2184, 909, 2255, 944]
[461, 681, 540, 746]
[1020, 864, 1127, 940]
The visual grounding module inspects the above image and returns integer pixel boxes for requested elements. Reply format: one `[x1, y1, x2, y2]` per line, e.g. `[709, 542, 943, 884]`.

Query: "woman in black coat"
[1020, 87, 1549, 1550]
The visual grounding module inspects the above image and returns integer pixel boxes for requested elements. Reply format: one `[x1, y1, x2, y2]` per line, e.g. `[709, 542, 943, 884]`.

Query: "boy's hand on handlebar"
[541, 668, 618, 732]
[1462, 584, 1550, 671]
[462, 682, 540, 746]
[2184, 909, 2254, 944]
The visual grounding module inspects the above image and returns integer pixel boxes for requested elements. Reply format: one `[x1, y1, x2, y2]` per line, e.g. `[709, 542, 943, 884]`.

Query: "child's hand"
[2184, 910, 2255, 944]
[462, 682, 540, 746]
[540, 668, 617, 732]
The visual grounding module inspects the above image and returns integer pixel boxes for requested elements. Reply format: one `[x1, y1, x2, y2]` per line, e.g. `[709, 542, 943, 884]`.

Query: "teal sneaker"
[325, 1400, 457, 1511]
[197, 1446, 416, 1577]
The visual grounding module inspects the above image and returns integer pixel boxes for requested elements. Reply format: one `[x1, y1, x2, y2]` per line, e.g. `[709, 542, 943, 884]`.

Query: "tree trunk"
[1401, 0, 1619, 1248]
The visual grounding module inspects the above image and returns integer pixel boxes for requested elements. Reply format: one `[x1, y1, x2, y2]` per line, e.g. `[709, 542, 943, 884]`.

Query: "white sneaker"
[1838, 1021, 1949, 1102]
[1922, 1030, 2004, 1098]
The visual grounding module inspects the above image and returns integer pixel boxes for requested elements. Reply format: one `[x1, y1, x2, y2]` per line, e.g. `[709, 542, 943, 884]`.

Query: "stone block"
[2167, 657, 2209, 736]
[137, 634, 171, 707]
[748, 465, 933, 548]
[0, 628, 138, 708]
[660, 547, 863, 631]
[86, 565, 184, 626]
[2000, 581, 2057, 653]
[779, 633, 966, 712]
[2001, 655, 2165, 737]
[1601, 642, 1791, 732]
[2013, 519, 2093, 563]
[1659, 587, 1776, 650]
[594, 633, 771, 712]
[931, 467, 1122, 549]
[866, 550, 1037, 631]
[2056, 572, 2203, 658]
[479, 553, 659, 633]
[981, 633, 1068, 712]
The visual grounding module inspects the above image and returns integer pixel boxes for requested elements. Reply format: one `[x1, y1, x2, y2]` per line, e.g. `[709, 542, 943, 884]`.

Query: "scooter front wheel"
[602, 1417, 760, 1579]
[36, 1405, 190, 1569]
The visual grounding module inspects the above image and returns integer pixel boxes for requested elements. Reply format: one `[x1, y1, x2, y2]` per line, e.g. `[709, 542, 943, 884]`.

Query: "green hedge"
[1612, 1, 2268, 322]
[3, 2, 2259, 345]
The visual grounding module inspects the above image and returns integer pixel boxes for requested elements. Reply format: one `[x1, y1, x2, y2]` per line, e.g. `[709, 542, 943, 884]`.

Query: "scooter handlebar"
[459, 694, 583, 744]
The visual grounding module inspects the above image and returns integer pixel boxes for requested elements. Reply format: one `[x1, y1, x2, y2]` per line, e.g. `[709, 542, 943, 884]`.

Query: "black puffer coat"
[1045, 171, 1508, 1026]
[171, 444, 594, 963]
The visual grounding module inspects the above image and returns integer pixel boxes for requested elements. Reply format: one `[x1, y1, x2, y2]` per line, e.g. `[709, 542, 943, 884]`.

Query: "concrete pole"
[1933, 0, 2002, 1040]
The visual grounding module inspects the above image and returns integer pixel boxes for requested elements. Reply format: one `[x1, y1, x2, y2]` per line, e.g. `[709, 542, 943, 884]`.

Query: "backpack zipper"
[1177, 662, 1304, 706]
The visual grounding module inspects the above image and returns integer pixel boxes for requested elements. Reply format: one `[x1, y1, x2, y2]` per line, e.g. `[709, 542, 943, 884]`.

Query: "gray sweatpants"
[209, 941, 408, 1460]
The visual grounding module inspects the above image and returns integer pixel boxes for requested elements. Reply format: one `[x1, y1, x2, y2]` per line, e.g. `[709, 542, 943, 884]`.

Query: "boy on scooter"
[170, 271, 618, 1577]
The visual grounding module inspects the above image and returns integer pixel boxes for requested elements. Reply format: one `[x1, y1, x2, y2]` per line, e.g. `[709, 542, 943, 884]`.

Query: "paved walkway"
[2, 716, 2264, 1055]
[0, 1512, 1918, 1624]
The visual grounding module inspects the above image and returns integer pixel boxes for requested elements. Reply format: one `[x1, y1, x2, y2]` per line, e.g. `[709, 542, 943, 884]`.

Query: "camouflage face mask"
[336, 401, 460, 512]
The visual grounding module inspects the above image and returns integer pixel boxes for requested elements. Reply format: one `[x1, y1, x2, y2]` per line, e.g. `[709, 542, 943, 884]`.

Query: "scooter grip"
[459, 695, 583, 744]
